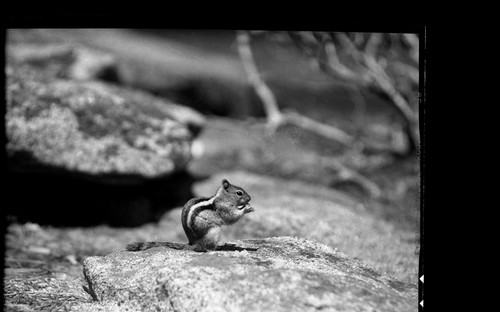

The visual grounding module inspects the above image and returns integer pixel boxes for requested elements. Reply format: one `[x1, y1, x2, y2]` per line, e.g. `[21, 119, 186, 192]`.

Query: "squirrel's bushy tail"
[125, 241, 186, 251]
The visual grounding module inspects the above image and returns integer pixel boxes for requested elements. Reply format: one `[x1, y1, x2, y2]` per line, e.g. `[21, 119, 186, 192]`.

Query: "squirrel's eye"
[236, 191, 243, 196]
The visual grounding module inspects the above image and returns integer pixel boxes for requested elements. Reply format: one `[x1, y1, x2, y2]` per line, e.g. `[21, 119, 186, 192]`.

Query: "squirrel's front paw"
[243, 204, 254, 213]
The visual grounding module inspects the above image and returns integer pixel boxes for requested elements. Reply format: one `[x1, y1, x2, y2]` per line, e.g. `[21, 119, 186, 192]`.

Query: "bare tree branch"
[328, 32, 420, 153]
[317, 32, 370, 85]
[236, 30, 355, 146]
[364, 32, 382, 58]
[236, 30, 283, 125]
[338, 33, 417, 112]
[282, 111, 354, 145]
[285, 31, 421, 154]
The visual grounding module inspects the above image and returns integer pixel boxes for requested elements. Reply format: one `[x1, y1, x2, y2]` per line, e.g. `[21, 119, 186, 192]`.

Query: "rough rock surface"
[4, 269, 92, 312]
[6, 63, 205, 180]
[81, 237, 417, 312]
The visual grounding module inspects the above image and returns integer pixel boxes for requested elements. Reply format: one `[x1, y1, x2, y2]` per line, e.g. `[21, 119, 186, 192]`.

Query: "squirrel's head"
[221, 178, 251, 209]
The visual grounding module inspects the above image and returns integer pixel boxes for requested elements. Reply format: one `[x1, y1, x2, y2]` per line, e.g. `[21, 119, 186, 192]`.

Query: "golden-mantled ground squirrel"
[126, 179, 254, 252]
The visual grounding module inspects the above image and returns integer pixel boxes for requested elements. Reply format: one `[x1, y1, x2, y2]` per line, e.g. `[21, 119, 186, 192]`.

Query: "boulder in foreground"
[82, 236, 417, 312]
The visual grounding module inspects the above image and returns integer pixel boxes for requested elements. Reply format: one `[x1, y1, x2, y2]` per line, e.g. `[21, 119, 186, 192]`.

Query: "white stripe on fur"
[186, 196, 216, 230]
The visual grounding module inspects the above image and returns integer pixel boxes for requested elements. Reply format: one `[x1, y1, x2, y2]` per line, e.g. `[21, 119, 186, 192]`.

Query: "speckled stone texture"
[6, 63, 205, 179]
[82, 237, 417, 312]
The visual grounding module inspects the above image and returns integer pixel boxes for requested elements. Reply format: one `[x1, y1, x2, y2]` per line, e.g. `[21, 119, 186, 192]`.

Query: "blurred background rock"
[4, 28, 421, 311]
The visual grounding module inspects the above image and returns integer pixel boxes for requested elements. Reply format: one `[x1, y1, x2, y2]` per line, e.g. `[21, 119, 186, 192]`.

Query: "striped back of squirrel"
[181, 197, 216, 244]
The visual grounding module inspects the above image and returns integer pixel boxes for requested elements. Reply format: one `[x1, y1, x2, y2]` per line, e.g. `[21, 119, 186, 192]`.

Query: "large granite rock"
[5, 44, 206, 226]
[81, 237, 417, 312]
[6, 64, 204, 179]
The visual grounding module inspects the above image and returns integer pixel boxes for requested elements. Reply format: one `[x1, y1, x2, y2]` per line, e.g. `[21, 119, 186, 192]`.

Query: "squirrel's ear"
[222, 179, 230, 190]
